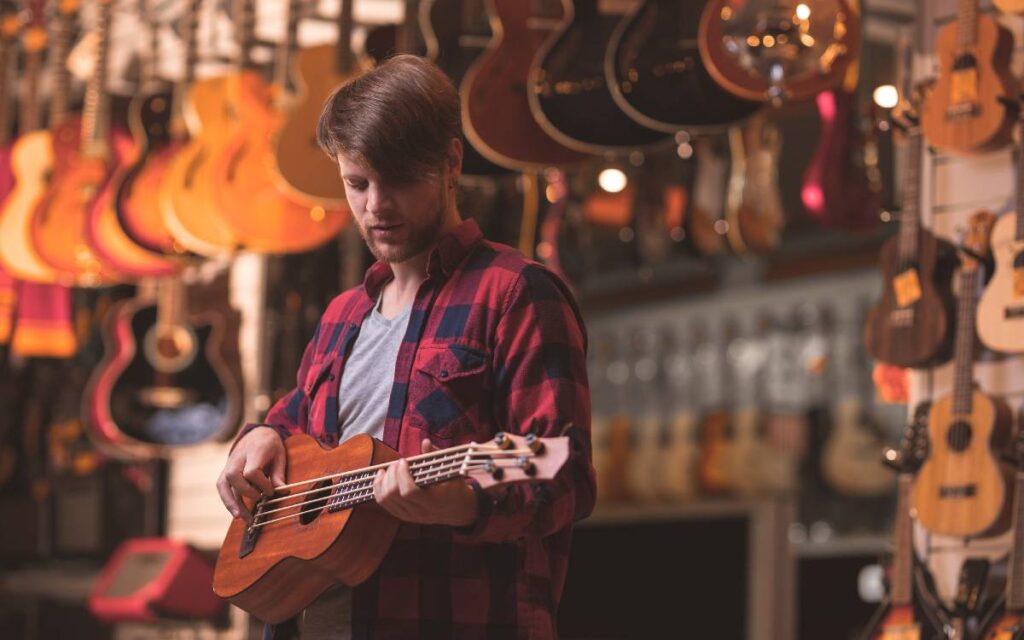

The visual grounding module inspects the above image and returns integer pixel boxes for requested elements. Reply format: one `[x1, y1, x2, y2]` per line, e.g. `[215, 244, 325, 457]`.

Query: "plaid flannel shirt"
[236, 218, 595, 639]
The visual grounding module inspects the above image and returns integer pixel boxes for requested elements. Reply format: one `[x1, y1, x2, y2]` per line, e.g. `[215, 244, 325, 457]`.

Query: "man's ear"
[447, 137, 463, 178]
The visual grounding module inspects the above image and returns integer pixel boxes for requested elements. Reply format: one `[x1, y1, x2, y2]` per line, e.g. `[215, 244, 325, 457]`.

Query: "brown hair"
[316, 54, 461, 184]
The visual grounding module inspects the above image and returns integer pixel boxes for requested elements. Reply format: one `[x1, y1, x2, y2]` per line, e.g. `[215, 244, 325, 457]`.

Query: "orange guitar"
[213, 431, 570, 622]
[912, 211, 1013, 538]
[921, 0, 1017, 154]
[209, 0, 348, 254]
[31, 0, 125, 286]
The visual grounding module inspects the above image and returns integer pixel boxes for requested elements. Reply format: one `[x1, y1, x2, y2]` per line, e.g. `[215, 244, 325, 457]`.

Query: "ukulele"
[864, 116, 957, 369]
[866, 402, 934, 640]
[589, 330, 632, 504]
[626, 325, 665, 502]
[980, 425, 1024, 639]
[87, 0, 184, 278]
[528, 0, 668, 153]
[912, 210, 1013, 538]
[422, 0, 511, 178]
[156, 0, 238, 257]
[659, 322, 700, 501]
[604, 0, 762, 132]
[977, 116, 1024, 354]
[994, 0, 1024, 13]
[724, 315, 772, 495]
[699, 0, 860, 104]
[273, 0, 364, 205]
[211, 0, 348, 253]
[84, 277, 243, 456]
[686, 135, 730, 257]
[213, 431, 571, 622]
[0, 0, 59, 283]
[461, 0, 589, 170]
[696, 319, 736, 495]
[920, 0, 1016, 155]
[725, 114, 785, 254]
[31, 0, 126, 286]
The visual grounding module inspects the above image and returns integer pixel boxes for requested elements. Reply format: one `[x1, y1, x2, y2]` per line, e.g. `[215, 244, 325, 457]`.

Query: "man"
[216, 54, 595, 639]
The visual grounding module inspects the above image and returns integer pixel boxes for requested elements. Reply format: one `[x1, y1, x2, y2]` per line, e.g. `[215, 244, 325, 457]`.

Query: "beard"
[357, 180, 449, 264]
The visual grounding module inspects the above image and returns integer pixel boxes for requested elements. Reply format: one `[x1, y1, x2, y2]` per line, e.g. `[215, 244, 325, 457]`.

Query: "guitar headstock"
[887, 400, 930, 473]
[959, 209, 996, 270]
[462, 431, 571, 490]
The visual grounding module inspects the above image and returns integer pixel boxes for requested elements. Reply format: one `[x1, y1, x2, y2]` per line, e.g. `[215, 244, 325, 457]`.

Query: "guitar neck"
[48, 8, 76, 126]
[81, 0, 114, 154]
[272, 0, 302, 92]
[1006, 470, 1024, 610]
[957, 0, 978, 50]
[398, 0, 420, 54]
[891, 474, 914, 606]
[897, 131, 922, 267]
[1017, 121, 1024, 242]
[0, 35, 15, 145]
[334, 0, 355, 74]
[951, 265, 978, 416]
[171, 0, 203, 131]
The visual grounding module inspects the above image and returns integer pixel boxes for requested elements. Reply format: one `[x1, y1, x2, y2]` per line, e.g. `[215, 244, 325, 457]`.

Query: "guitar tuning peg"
[483, 460, 504, 481]
[493, 432, 513, 450]
[517, 456, 536, 477]
[525, 433, 544, 454]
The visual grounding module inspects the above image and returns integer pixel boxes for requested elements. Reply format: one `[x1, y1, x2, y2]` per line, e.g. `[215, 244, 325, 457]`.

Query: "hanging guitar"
[724, 114, 785, 254]
[213, 431, 571, 622]
[911, 210, 1014, 538]
[0, 2, 21, 202]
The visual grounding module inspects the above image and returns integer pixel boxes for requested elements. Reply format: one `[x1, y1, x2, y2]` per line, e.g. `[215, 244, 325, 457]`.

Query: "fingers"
[243, 461, 275, 496]
[269, 446, 288, 488]
[373, 460, 423, 522]
[420, 438, 438, 454]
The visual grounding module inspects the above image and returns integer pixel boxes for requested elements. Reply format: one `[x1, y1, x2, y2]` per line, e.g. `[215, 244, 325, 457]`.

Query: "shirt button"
[439, 370, 449, 379]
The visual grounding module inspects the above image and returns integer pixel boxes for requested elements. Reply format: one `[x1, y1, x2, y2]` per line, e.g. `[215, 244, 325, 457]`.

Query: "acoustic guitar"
[977, 117, 1024, 353]
[528, 0, 668, 153]
[980, 429, 1024, 639]
[273, 0, 362, 205]
[31, 0, 126, 286]
[422, 0, 511, 178]
[921, 0, 1016, 155]
[912, 210, 1013, 538]
[699, 0, 860, 104]
[210, 0, 348, 253]
[724, 115, 785, 254]
[0, 0, 68, 283]
[213, 431, 571, 622]
[604, 0, 762, 132]
[864, 119, 957, 369]
[461, 0, 589, 170]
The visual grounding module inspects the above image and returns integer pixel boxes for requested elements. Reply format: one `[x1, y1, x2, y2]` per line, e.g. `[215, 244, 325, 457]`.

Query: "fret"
[891, 475, 914, 605]
[48, 7, 76, 126]
[80, 0, 114, 153]
[1006, 472, 1024, 610]
[897, 132, 922, 268]
[20, 48, 43, 133]
[334, 0, 354, 74]
[952, 267, 977, 416]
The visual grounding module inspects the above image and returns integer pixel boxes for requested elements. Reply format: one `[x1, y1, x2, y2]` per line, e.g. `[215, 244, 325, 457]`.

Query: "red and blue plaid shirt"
[237, 218, 595, 639]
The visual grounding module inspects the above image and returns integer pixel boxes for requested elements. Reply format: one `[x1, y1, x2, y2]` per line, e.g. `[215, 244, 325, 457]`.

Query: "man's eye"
[346, 180, 368, 191]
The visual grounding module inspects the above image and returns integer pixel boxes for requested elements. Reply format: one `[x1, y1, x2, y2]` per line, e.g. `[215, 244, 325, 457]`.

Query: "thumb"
[421, 438, 438, 454]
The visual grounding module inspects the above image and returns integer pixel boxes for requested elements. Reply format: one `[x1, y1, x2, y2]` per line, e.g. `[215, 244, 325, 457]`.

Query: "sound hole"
[1013, 252, 1024, 269]
[952, 53, 978, 71]
[299, 479, 333, 525]
[947, 421, 973, 452]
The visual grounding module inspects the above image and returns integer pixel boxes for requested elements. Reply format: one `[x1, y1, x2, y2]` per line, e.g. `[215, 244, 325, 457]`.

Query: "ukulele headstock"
[463, 431, 571, 490]
[887, 400, 930, 473]
[959, 209, 996, 270]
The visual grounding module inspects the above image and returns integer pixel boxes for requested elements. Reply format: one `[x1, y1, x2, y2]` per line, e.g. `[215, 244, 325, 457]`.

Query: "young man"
[216, 55, 595, 639]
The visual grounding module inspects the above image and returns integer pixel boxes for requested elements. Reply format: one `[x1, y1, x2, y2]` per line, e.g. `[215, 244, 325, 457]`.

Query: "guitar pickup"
[939, 484, 977, 498]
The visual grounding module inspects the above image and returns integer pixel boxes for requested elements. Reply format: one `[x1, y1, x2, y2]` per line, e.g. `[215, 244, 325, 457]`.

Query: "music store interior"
[8, 0, 1024, 638]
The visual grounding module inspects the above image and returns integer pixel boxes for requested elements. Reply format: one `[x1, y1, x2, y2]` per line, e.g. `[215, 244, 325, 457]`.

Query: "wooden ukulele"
[725, 114, 785, 254]
[461, 0, 589, 170]
[912, 210, 1014, 538]
[273, 0, 362, 205]
[625, 325, 666, 502]
[213, 431, 570, 622]
[921, 0, 1016, 155]
[31, 0, 126, 286]
[977, 117, 1024, 353]
[84, 277, 243, 456]
[724, 316, 772, 495]
[422, 0, 511, 178]
[604, 0, 762, 132]
[589, 330, 632, 504]
[994, 0, 1024, 14]
[528, 0, 668, 153]
[980, 427, 1024, 639]
[210, 0, 348, 253]
[156, 0, 239, 257]
[864, 118, 957, 368]
[659, 322, 700, 501]
[696, 320, 736, 495]
[687, 136, 730, 257]
[699, 0, 860, 104]
[0, 0, 59, 283]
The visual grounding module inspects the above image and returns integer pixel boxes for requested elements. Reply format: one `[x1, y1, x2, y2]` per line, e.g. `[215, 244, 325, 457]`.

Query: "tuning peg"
[517, 456, 536, 476]
[525, 433, 545, 454]
[483, 460, 504, 481]
[493, 432, 513, 450]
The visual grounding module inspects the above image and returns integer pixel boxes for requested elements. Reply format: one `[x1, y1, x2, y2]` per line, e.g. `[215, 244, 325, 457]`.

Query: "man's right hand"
[216, 427, 287, 521]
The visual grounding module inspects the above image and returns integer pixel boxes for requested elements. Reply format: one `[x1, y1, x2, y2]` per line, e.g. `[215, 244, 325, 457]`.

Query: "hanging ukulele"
[980, 426, 1024, 638]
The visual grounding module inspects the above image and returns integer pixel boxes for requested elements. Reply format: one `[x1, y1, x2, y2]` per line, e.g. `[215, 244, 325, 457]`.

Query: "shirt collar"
[362, 218, 483, 300]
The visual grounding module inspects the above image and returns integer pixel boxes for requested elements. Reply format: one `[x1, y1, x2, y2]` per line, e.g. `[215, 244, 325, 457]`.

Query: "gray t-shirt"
[299, 291, 411, 639]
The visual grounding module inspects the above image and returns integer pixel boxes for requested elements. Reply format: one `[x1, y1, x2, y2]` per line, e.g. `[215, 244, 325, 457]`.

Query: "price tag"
[893, 268, 922, 308]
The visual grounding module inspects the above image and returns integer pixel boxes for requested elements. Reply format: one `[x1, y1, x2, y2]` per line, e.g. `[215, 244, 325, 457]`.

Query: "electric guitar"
[921, 0, 1017, 155]
[0, 3, 20, 202]
[912, 210, 1013, 538]
[725, 114, 785, 254]
[686, 135, 729, 257]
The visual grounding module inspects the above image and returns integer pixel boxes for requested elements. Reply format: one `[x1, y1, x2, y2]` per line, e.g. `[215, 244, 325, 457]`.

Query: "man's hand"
[216, 427, 287, 521]
[373, 438, 479, 527]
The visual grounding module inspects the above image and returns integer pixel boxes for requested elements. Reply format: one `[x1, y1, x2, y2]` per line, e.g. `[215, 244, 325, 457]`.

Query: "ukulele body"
[214, 434, 400, 624]
[921, 15, 1017, 154]
[913, 390, 1012, 537]
[864, 230, 957, 368]
[977, 212, 1024, 353]
[871, 603, 922, 640]
[0, 129, 57, 281]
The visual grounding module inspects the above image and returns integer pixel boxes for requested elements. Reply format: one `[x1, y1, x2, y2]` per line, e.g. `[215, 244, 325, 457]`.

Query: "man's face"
[337, 155, 450, 264]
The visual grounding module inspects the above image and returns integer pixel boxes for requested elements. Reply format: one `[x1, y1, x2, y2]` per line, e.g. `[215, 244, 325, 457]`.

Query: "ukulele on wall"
[912, 210, 1014, 538]
[980, 428, 1024, 639]
[920, 0, 1016, 155]
[659, 322, 700, 501]
[864, 113, 957, 369]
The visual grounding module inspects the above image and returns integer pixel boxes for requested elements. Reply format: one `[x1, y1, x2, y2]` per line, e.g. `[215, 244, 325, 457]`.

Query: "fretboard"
[897, 131, 922, 269]
[335, 0, 354, 74]
[952, 265, 978, 416]
[48, 10, 76, 126]
[80, 0, 114, 154]
[957, 0, 978, 49]
[325, 449, 470, 511]
[1017, 121, 1024, 243]
[891, 474, 914, 606]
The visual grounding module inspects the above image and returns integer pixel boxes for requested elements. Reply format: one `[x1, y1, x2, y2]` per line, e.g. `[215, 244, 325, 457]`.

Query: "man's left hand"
[372, 438, 479, 527]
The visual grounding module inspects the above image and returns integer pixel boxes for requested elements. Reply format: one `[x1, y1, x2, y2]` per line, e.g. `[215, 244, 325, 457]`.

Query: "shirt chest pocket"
[408, 343, 490, 442]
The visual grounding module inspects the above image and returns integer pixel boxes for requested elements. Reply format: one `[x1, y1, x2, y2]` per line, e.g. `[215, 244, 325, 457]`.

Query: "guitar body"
[273, 45, 359, 204]
[870, 603, 921, 640]
[0, 130, 58, 282]
[158, 76, 239, 256]
[605, 0, 761, 131]
[211, 71, 348, 253]
[864, 232, 957, 368]
[697, 409, 734, 495]
[423, 0, 511, 178]
[628, 414, 663, 501]
[727, 120, 784, 254]
[977, 213, 1024, 353]
[983, 611, 1024, 640]
[31, 118, 129, 286]
[727, 407, 769, 494]
[529, 0, 667, 152]
[214, 434, 400, 623]
[687, 138, 729, 257]
[661, 411, 699, 500]
[995, 0, 1024, 13]
[821, 399, 895, 497]
[85, 296, 242, 449]
[912, 391, 1012, 537]
[461, 0, 588, 169]
[802, 89, 881, 231]
[921, 15, 1016, 155]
